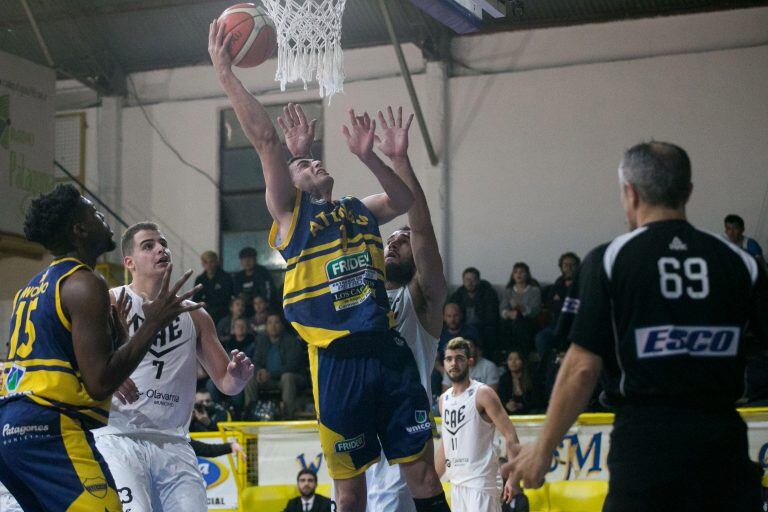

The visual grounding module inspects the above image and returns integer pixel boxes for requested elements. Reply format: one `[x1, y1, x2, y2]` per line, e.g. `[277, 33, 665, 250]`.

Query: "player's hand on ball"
[228, 349, 255, 382]
[208, 18, 234, 77]
[375, 106, 413, 159]
[342, 108, 376, 160]
[114, 377, 139, 405]
[141, 264, 205, 328]
[279, 103, 317, 157]
[506, 442, 549, 490]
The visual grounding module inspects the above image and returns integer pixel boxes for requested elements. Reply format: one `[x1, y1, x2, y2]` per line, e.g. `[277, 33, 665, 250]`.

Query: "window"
[218, 102, 323, 274]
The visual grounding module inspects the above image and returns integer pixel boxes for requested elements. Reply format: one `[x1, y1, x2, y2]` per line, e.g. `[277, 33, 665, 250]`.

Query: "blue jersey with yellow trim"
[1, 258, 111, 426]
[269, 191, 395, 347]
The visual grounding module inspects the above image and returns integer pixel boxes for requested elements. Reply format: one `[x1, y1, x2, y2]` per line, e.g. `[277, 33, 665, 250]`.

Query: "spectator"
[224, 317, 256, 354]
[535, 252, 580, 358]
[498, 350, 535, 415]
[233, 246, 277, 315]
[190, 390, 229, 432]
[216, 296, 247, 343]
[448, 267, 500, 356]
[439, 302, 481, 354]
[283, 469, 332, 512]
[248, 295, 270, 335]
[724, 214, 766, 268]
[442, 337, 499, 392]
[193, 250, 234, 325]
[500, 262, 541, 356]
[246, 312, 307, 419]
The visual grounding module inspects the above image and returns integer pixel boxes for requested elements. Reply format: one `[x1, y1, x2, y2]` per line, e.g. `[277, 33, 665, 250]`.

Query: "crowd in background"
[190, 214, 767, 426]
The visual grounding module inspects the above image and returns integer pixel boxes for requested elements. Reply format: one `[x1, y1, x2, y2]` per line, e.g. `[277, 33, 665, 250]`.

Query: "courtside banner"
[227, 409, 768, 485]
[191, 432, 245, 511]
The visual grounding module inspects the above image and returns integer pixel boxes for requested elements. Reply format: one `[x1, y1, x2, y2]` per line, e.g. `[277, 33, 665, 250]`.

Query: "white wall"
[55, 6, 768, 285]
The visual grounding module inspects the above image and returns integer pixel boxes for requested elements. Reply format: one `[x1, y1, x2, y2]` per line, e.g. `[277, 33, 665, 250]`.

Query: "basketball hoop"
[260, 0, 347, 101]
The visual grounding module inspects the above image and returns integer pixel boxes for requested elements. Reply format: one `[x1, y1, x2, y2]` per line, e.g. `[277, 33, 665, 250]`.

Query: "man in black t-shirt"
[507, 142, 768, 511]
[232, 246, 277, 315]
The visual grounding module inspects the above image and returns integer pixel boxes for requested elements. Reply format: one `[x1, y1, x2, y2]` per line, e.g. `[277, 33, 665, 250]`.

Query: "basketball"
[218, 3, 277, 68]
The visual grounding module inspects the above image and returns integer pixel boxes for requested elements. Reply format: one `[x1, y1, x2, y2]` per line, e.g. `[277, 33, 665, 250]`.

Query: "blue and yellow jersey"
[1, 258, 111, 426]
[269, 191, 395, 347]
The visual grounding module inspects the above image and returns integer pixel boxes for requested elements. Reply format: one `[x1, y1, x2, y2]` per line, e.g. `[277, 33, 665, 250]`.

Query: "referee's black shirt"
[567, 219, 768, 410]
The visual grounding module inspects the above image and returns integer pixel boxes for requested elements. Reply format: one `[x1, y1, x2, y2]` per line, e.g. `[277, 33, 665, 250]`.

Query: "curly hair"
[23, 184, 84, 253]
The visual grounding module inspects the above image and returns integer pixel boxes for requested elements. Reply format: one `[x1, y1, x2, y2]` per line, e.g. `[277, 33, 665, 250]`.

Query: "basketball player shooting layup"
[94, 222, 254, 512]
[279, 100, 449, 511]
[210, 19, 451, 512]
[0, 185, 201, 512]
[438, 338, 519, 512]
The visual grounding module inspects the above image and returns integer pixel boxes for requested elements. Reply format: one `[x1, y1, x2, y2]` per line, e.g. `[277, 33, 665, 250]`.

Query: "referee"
[507, 141, 768, 511]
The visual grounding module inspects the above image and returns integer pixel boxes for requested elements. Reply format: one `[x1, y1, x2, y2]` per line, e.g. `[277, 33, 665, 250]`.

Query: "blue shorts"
[0, 399, 121, 512]
[309, 331, 434, 479]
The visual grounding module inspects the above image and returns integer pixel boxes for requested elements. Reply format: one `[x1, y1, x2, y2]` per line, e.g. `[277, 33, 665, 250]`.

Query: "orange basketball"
[218, 3, 277, 68]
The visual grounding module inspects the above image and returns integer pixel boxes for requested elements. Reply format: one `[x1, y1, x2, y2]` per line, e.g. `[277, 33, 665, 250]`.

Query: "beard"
[386, 261, 415, 286]
[447, 366, 469, 383]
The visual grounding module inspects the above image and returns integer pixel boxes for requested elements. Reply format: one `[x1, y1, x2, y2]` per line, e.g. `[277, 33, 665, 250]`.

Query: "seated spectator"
[248, 295, 270, 335]
[283, 469, 332, 512]
[216, 295, 247, 343]
[500, 262, 541, 356]
[439, 302, 481, 354]
[535, 252, 580, 358]
[442, 337, 499, 392]
[190, 390, 229, 432]
[193, 250, 233, 326]
[245, 312, 307, 419]
[233, 246, 277, 316]
[724, 214, 766, 268]
[498, 350, 535, 415]
[448, 267, 500, 356]
[224, 317, 256, 354]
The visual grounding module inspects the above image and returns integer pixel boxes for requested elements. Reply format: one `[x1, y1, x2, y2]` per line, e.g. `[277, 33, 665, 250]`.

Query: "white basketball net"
[260, 0, 347, 101]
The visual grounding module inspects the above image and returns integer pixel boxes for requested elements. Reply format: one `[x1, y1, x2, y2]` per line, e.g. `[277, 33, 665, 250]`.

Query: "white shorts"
[95, 434, 207, 512]
[0, 482, 23, 512]
[450, 484, 502, 512]
[365, 454, 416, 512]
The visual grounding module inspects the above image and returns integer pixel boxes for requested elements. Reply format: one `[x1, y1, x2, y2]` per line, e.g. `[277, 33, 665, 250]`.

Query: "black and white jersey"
[568, 219, 768, 409]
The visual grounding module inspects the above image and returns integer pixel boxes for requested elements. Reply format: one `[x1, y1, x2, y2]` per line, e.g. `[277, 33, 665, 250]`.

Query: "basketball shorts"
[95, 433, 208, 512]
[604, 405, 762, 512]
[366, 454, 417, 512]
[309, 330, 434, 479]
[0, 481, 24, 512]
[450, 485, 502, 512]
[0, 399, 122, 512]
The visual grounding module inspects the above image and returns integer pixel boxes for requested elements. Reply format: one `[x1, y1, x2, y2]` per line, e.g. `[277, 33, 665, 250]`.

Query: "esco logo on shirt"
[634, 325, 740, 359]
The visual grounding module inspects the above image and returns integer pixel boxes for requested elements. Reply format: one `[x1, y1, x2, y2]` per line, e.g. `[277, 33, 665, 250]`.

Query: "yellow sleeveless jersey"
[270, 191, 395, 347]
[1, 258, 111, 426]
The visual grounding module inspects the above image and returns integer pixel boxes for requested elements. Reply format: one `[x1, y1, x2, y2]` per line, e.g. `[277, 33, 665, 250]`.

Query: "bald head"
[444, 302, 462, 330]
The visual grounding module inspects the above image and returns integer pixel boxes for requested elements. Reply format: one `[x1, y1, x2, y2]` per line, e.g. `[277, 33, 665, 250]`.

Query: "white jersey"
[366, 285, 439, 512]
[441, 380, 502, 491]
[95, 285, 198, 439]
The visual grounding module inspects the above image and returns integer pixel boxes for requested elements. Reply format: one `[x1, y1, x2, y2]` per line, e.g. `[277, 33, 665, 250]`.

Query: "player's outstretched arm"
[343, 109, 414, 224]
[66, 265, 204, 400]
[208, 19, 295, 228]
[505, 344, 601, 489]
[194, 308, 255, 395]
[377, 106, 446, 332]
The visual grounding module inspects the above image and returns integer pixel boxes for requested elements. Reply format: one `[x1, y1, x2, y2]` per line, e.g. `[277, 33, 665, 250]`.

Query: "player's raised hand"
[227, 349, 255, 383]
[114, 377, 139, 405]
[110, 287, 133, 346]
[208, 18, 234, 77]
[141, 264, 205, 328]
[505, 442, 549, 491]
[375, 106, 414, 159]
[342, 108, 376, 160]
[278, 103, 317, 157]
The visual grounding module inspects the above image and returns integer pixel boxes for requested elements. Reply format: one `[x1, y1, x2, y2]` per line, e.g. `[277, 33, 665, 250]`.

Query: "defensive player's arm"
[434, 395, 447, 478]
[193, 308, 254, 396]
[208, 20, 295, 232]
[65, 266, 201, 401]
[341, 109, 414, 223]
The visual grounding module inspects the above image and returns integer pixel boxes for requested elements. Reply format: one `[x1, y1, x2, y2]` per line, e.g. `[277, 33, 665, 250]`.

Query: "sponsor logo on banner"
[561, 297, 580, 314]
[550, 433, 603, 480]
[198, 457, 230, 490]
[635, 325, 739, 358]
[334, 434, 365, 453]
[297, 453, 324, 473]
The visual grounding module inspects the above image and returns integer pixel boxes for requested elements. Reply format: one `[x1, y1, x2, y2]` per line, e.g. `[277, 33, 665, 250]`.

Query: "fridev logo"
[326, 252, 372, 280]
[635, 325, 739, 359]
[334, 434, 365, 453]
